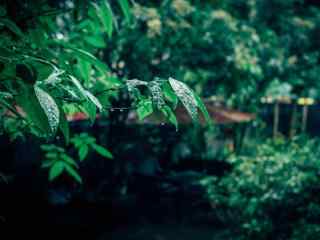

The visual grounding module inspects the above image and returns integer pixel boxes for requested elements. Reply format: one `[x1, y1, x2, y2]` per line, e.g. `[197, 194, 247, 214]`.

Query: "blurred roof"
[127, 100, 255, 125]
[64, 100, 255, 124]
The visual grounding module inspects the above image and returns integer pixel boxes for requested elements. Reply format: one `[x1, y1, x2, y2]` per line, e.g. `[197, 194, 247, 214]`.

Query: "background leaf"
[79, 145, 89, 161]
[0, 18, 24, 38]
[49, 161, 65, 181]
[91, 143, 113, 159]
[118, 0, 131, 24]
[64, 164, 82, 183]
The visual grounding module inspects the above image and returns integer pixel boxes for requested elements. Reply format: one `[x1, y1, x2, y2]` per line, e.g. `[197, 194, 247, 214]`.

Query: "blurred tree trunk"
[289, 104, 297, 138]
[273, 102, 279, 139]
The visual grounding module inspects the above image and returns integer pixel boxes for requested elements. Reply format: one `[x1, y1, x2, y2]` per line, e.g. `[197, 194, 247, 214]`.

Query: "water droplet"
[110, 109, 114, 112]
[169, 78, 198, 121]
[149, 81, 165, 109]
[120, 109, 124, 112]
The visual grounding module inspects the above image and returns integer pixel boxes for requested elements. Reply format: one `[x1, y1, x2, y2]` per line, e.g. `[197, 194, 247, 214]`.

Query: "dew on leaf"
[168, 77, 198, 122]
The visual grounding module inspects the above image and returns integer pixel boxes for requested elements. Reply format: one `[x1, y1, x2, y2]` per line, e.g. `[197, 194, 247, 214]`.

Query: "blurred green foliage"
[204, 137, 320, 239]
[0, 0, 209, 183]
[1, 1, 320, 238]
[108, 0, 320, 111]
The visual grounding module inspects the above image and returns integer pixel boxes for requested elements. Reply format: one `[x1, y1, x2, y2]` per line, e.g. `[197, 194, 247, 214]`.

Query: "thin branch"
[0, 100, 25, 121]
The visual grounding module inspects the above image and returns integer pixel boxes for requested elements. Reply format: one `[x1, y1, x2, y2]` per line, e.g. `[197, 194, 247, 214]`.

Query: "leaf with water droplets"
[44, 68, 64, 85]
[148, 81, 165, 109]
[85, 90, 102, 111]
[34, 86, 60, 134]
[126, 79, 147, 101]
[70, 75, 86, 97]
[168, 77, 198, 122]
[70, 75, 102, 111]
[126, 79, 148, 89]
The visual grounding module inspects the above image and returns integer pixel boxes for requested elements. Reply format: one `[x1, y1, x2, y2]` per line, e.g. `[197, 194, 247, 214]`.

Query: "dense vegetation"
[2, 0, 320, 239]
[0, 0, 210, 182]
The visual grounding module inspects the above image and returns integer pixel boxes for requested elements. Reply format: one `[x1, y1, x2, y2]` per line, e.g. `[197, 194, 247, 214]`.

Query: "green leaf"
[41, 159, 55, 168]
[102, 1, 114, 38]
[137, 99, 153, 120]
[91, 143, 113, 159]
[64, 164, 82, 184]
[69, 75, 86, 95]
[43, 68, 64, 85]
[0, 91, 12, 98]
[58, 108, 70, 144]
[15, 84, 52, 136]
[163, 82, 178, 109]
[85, 90, 103, 111]
[161, 105, 178, 130]
[168, 77, 198, 122]
[92, 1, 114, 38]
[193, 94, 212, 125]
[79, 145, 89, 161]
[41, 144, 57, 151]
[67, 47, 109, 74]
[118, 0, 131, 24]
[0, 18, 24, 38]
[76, 19, 91, 30]
[45, 152, 58, 159]
[28, 28, 47, 47]
[49, 161, 65, 181]
[81, 101, 97, 123]
[70, 76, 102, 112]
[60, 154, 78, 168]
[84, 35, 106, 48]
[77, 58, 91, 83]
[34, 86, 60, 133]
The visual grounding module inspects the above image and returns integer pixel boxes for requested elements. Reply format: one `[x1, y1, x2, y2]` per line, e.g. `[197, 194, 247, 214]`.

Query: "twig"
[0, 100, 25, 121]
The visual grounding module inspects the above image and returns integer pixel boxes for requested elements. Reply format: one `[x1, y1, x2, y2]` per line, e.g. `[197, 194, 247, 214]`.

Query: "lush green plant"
[291, 221, 320, 240]
[41, 144, 82, 183]
[0, 1, 210, 183]
[204, 137, 320, 239]
[107, 0, 320, 114]
[41, 133, 113, 183]
[71, 133, 113, 161]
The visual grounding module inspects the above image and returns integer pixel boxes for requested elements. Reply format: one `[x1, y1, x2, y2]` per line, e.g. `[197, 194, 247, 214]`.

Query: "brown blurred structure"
[126, 99, 255, 125]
